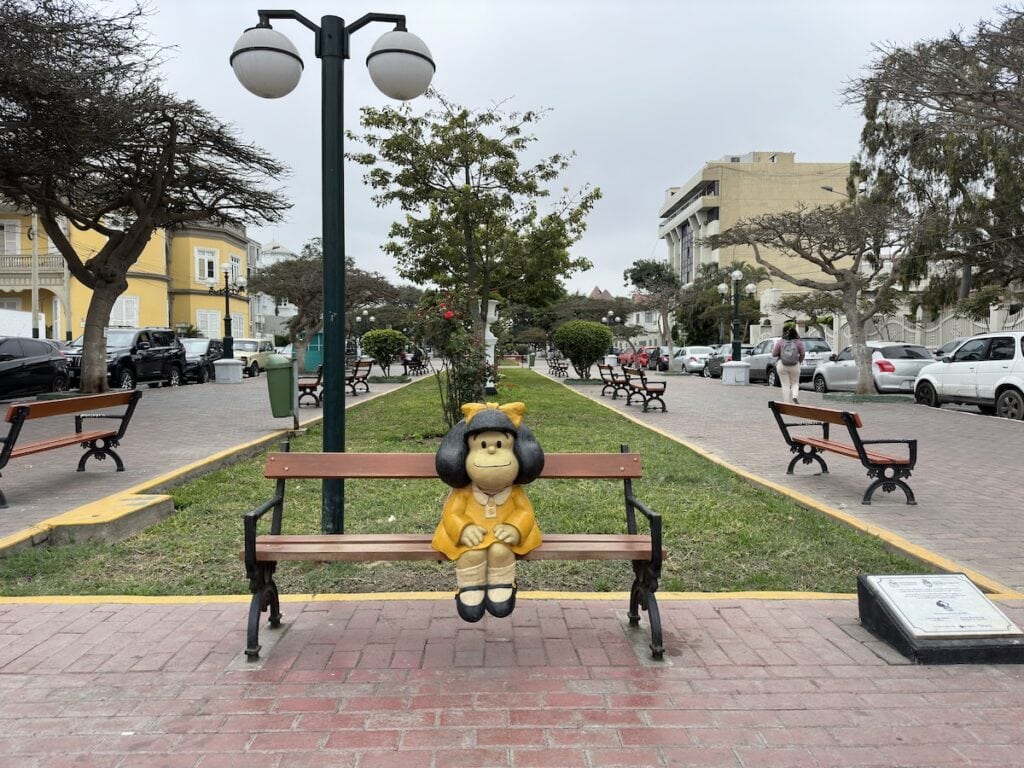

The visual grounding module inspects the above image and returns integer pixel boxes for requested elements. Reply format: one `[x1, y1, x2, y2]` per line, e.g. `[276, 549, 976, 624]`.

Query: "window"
[953, 339, 986, 362]
[110, 296, 139, 328]
[232, 312, 246, 337]
[196, 248, 218, 282]
[836, 347, 854, 362]
[230, 254, 242, 283]
[680, 221, 694, 284]
[987, 337, 1015, 361]
[0, 220, 20, 255]
[0, 297, 20, 310]
[196, 310, 219, 339]
[644, 311, 654, 323]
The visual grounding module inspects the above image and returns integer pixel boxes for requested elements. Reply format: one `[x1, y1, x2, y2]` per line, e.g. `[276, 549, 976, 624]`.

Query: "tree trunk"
[79, 285, 119, 393]
[842, 294, 873, 395]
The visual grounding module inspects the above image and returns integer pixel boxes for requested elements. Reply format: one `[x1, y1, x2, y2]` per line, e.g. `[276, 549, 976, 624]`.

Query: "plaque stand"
[858, 574, 1024, 664]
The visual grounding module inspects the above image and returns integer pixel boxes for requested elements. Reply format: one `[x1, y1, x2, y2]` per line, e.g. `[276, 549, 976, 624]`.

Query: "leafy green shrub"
[361, 329, 407, 376]
[552, 320, 612, 379]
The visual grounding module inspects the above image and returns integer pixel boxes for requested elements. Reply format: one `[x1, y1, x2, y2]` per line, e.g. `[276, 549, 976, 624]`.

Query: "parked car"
[0, 336, 69, 399]
[812, 341, 934, 393]
[181, 337, 224, 383]
[932, 337, 966, 360]
[66, 327, 186, 390]
[747, 336, 833, 386]
[233, 338, 276, 377]
[701, 345, 754, 378]
[672, 345, 716, 373]
[914, 331, 1024, 419]
[647, 346, 670, 371]
[617, 345, 659, 368]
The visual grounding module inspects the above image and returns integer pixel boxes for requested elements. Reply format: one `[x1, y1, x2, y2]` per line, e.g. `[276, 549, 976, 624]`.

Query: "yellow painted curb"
[549, 372, 1024, 599]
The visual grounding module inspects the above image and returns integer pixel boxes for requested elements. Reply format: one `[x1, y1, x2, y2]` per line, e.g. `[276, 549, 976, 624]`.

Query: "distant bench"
[0, 390, 142, 508]
[242, 445, 666, 660]
[547, 357, 569, 377]
[769, 401, 917, 505]
[621, 367, 667, 412]
[297, 365, 323, 408]
[345, 360, 372, 396]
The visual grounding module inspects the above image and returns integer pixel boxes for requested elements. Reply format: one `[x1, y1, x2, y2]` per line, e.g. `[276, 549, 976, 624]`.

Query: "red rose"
[443, 310, 455, 320]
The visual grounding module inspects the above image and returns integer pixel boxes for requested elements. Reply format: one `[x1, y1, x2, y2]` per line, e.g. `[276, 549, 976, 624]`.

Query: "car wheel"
[766, 367, 780, 388]
[915, 380, 939, 407]
[813, 375, 828, 394]
[995, 388, 1024, 420]
[51, 373, 69, 392]
[167, 366, 182, 388]
[249, 362, 260, 377]
[116, 368, 136, 390]
[701, 364, 712, 379]
[198, 366, 210, 384]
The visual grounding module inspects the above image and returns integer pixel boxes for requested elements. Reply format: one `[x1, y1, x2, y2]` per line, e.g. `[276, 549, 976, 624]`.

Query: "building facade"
[0, 206, 260, 341]
[251, 241, 299, 340]
[658, 151, 849, 293]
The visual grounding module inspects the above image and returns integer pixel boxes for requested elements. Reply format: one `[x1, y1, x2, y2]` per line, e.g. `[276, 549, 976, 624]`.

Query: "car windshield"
[104, 330, 138, 347]
[880, 345, 931, 360]
[235, 340, 259, 352]
[803, 339, 831, 353]
[181, 339, 209, 354]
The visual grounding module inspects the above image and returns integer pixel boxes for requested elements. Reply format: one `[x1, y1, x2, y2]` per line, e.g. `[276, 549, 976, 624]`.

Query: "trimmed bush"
[552, 320, 612, 379]
[361, 329, 408, 376]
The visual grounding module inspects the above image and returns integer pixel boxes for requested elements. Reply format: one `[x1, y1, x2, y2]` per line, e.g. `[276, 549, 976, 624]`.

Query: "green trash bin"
[265, 354, 294, 417]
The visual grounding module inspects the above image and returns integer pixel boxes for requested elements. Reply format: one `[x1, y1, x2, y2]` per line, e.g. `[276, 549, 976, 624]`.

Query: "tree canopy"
[0, 0, 290, 391]
[347, 92, 601, 321]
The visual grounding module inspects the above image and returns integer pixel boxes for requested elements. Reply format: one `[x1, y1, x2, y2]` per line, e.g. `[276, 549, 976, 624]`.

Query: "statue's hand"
[460, 525, 487, 547]
[493, 524, 521, 546]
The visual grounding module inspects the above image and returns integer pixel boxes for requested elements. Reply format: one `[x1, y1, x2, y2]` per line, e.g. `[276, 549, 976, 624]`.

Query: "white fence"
[750, 305, 1024, 351]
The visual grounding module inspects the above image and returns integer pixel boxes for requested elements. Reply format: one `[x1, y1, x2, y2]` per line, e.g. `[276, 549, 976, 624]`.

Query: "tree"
[623, 259, 681, 362]
[0, 0, 289, 392]
[248, 240, 396, 371]
[774, 291, 842, 339]
[551, 320, 611, 379]
[675, 263, 764, 345]
[360, 329, 407, 377]
[348, 92, 601, 331]
[707, 203, 916, 394]
[846, 7, 1024, 310]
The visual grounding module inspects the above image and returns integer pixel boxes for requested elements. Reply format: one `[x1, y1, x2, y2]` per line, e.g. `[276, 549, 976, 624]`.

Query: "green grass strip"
[0, 369, 926, 596]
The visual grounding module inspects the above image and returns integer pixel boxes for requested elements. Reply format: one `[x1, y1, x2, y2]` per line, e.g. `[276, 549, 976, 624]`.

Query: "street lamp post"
[718, 270, 756, 362]
[208, 265, 247, 360]
[231, 12, 433, 533]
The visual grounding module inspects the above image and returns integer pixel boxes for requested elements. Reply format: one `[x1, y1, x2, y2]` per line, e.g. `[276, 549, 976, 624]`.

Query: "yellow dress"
[431, 484, 542, 560]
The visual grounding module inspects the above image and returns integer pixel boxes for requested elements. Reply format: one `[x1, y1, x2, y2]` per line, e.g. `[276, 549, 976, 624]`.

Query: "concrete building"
[658, 151, 849, 294]
[251, 241, 299, 340]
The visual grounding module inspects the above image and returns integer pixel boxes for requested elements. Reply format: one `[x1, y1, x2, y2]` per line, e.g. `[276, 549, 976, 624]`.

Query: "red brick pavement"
[2, 596, 1024, 767]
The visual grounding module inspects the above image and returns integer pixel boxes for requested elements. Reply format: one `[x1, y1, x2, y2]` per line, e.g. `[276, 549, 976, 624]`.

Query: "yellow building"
[658, 151, 850, 291]
[0, 206, 254, 340]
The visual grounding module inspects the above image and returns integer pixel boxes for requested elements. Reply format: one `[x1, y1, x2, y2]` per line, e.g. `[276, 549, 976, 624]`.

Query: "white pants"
[778, 363, 801, 403]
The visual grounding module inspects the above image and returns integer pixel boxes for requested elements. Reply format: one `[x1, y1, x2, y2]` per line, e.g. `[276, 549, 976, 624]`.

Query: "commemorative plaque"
[858, 574, 1024, 664]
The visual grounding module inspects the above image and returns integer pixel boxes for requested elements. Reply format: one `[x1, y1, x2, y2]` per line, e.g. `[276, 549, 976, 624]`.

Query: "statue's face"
[465, 430, 518, 492]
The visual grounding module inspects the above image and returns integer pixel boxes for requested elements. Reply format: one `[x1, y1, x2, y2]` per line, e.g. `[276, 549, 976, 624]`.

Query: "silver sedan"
[812, 342, 934, 393]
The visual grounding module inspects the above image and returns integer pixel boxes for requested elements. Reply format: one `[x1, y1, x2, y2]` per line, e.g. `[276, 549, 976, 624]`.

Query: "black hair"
[435, 407, 545, 488]
[784, 326, 800, 340]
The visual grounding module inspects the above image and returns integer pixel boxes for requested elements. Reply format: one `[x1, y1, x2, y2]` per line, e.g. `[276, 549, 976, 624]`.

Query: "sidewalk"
[1, 367, 1023, 767]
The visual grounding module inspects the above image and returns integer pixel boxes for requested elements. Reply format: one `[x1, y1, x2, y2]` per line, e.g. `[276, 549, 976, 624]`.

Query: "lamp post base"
[721, 360, 751, 386]
[214, 358, 245, 384]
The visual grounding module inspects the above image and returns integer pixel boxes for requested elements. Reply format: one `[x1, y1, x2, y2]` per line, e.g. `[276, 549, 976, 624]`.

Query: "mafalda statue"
[432, 402, 545, 622]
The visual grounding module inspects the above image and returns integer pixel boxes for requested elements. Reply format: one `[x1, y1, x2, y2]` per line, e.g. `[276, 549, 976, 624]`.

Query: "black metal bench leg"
[628, 563, 665, 660]
[77, 439, 124, 472]
[787, 446, 828, 475]
[246, 562, 281, 660]
[0, 484, 7, 509]
[644, 393, 666, 412]
[863, 469, 916, 505]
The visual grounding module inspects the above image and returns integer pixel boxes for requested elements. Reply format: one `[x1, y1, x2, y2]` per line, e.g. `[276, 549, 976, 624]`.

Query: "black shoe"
[484, 583, 517, 618]
[455, 586, 487, 622]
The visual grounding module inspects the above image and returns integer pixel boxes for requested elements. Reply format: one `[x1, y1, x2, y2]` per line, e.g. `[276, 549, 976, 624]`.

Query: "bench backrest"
[265, 451, 643, 480]
[622, 366, 646, 383]
[770, 401, 863, 428]
[4, 390, 138, 423]
[352, 360, 372, 377]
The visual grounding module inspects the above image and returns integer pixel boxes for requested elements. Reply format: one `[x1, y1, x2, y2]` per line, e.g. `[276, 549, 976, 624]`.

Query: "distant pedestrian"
[772, 327, 805, 404]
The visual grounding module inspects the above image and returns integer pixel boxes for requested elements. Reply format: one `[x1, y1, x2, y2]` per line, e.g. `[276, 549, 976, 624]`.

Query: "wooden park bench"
[242, 445, 666, 660]
[547, 357, 569, 377]
[621, 367, 667, 412]
[768, 401, 918, 505]
[297, 365, 323, 408]
[0, 390, 142, 508]
[345, 360, 372, 396]
[596, 364, 628, 399]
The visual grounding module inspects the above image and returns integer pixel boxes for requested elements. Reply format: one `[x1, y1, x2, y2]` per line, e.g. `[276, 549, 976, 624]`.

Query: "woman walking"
[772, 327, 805, 404]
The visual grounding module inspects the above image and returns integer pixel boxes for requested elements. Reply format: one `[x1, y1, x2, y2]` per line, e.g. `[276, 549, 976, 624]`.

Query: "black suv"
[181, 337, 224, 383]
[67, 327, 187, 389]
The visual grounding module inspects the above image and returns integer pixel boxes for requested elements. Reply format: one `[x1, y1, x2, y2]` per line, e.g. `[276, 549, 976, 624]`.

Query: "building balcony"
[657, 194, 719, 239]
[0, 253, 66, 289]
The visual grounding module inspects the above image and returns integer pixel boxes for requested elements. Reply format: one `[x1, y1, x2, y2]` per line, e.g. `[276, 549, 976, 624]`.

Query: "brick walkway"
[2, 597, 1023, 767]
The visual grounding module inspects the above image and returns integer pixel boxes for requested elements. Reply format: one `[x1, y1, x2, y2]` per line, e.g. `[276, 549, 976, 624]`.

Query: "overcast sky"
[141, 0, 1001, 297]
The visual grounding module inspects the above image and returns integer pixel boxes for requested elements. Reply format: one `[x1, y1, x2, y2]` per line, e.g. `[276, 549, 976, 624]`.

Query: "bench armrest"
[243, 489, 285, 579]
[626, 492, 663, 575]
[860, 438, 917, 466]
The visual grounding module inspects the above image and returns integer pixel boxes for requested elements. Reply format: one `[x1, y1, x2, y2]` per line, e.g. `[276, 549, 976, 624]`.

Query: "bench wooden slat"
[9, 430, 118, 459]
[252, 533, 662, 563]
[4, 391, 136, 423]
[264, 452, 643, 479]
[772, 402, 864, 428]
[794, 437, 906, 465]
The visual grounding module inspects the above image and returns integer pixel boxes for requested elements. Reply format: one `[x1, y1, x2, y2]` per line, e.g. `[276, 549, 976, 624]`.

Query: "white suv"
[914, 331, 1024, 419]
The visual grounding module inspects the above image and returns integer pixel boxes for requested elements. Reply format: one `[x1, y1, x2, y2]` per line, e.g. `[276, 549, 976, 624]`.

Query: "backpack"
[779, 339, 800, 366]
